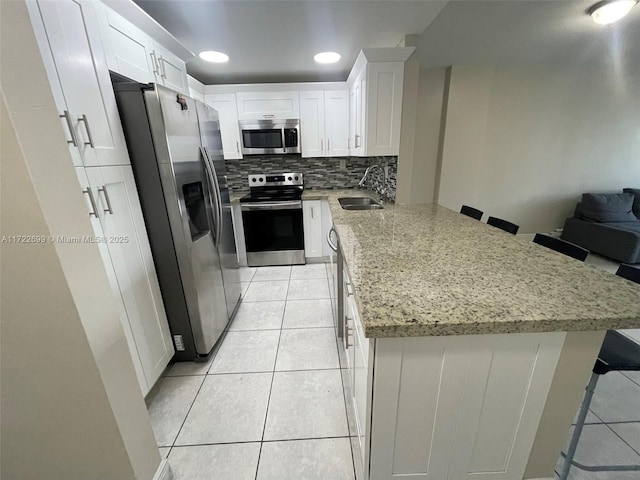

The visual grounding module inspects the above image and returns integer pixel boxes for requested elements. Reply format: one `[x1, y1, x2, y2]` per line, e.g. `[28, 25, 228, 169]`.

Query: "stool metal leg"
[559, 372, 600, 480]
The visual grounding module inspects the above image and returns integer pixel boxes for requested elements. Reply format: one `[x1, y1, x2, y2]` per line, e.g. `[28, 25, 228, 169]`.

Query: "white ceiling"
[133, 0, 640, 85]
[133, 0, 448, 84]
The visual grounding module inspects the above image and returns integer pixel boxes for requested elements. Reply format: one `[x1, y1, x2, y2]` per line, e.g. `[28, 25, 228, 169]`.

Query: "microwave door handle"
[200, 147, 220, 247]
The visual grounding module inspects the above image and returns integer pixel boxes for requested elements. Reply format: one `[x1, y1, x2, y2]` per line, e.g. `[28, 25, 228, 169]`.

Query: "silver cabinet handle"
[346, 282, 354, 296]
[320, 137, 324, 153]
[82, 188, 98, 217]
[345, 317, 353, 348]
[263, 114, 275, 118]
[158, 56, 167, 79]
[327, 227, 338, 252]
[236, 141, 240, 153]
[59, 110, 78, 146]
[355, 134, 360, 148]
[98, 186, 113, 214]
[310, 206, 314, 219]
[78, 114, 95, 148]
[150, 51, 160, 75]
[327, 138, 330, 151]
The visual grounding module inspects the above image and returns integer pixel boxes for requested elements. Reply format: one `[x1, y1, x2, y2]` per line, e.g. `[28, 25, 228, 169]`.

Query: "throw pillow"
[623, 188, 640, 218]
[581, 193, 637, 222]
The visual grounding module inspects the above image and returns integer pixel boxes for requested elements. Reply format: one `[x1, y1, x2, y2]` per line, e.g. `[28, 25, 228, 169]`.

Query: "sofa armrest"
[561, 218, 640, 264]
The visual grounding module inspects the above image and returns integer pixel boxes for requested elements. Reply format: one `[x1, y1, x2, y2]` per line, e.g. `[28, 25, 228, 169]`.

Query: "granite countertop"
[313, 191, 640, 338]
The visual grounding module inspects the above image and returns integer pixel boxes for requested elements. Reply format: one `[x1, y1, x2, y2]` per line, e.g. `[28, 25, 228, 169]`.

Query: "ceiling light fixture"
[199, 50, 229, 63]
[588, 0, 638, 25]
[314, 52, 341, 64]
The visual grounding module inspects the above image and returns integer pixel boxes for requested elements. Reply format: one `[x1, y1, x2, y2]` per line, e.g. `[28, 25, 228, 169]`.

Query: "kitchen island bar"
[318, 195, 639, 480]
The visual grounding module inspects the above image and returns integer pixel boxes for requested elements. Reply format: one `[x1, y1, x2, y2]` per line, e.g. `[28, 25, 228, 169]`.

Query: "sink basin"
[338, 197, 384, 210]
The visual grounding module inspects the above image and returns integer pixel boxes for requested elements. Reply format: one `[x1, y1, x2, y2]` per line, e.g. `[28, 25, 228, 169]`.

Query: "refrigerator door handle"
[200, 147, 223, 248]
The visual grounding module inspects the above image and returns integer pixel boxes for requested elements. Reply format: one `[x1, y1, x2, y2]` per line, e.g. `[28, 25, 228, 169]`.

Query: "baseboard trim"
[153, 459, 172, 480]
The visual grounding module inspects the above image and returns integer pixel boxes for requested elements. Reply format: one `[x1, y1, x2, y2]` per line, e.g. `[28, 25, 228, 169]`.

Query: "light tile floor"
[554, 254, 640, 479]
[148, 258, 640, 480]
[147, 264, 355, 480]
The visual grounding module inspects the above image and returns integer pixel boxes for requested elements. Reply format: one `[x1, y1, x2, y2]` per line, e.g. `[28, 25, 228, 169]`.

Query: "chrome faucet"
[358, 164, 384, 189]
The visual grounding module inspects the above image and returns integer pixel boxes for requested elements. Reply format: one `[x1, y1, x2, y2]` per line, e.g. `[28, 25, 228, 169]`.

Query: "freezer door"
[196, 101, 242, 318]
[150, 86, 230, 354]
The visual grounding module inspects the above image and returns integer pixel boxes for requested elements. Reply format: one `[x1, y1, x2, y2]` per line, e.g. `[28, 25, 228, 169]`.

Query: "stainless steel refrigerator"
[113, 81, 241, 362]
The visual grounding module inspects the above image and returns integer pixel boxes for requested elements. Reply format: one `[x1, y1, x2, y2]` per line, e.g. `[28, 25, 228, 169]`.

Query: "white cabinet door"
[86, 166, 174, 393]
[365, 62, 404, 156]
[350, 73, 365, 156]
[97, 4, 155, 83]
[324, 90, 350, 157]
[369, 333, 565, 480]
[303, 200, 323, 258]
[75, 167, 148, 395]
[205, 93, 243, 159]
[236, 91, 300, 120]
[300, 91, 325, 158]
[37, 0, 130, 167]
[153, 42, 189, 94]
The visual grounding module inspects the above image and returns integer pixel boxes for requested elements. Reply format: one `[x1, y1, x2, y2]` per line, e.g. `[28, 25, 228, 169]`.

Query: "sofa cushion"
[580, 193, 637, 222]
[623, 188, 640, 218]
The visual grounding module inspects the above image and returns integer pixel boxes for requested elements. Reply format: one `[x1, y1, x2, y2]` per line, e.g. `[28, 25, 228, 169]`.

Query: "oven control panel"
[248, 173, 303, 187]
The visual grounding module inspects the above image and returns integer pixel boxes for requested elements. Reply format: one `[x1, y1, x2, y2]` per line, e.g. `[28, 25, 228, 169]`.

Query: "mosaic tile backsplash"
[226, 155, 397, 201]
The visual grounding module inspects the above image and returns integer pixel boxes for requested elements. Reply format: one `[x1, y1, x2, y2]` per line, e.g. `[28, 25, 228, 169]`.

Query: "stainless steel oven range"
[240, 173, 305, 266]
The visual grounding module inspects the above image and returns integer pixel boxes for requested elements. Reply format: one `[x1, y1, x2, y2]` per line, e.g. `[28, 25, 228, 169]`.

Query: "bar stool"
[532, 234, 589, 262]
[487, 216, 519, 235]
[460, 205, 483, 221]
[559, 265, 640, 480]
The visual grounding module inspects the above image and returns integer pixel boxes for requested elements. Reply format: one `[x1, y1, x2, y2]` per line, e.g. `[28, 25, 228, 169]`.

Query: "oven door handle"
[241, 201, 302, 211]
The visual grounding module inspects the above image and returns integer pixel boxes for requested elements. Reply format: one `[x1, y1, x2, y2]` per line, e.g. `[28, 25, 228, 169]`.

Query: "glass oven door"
[242, 202, 304, 253]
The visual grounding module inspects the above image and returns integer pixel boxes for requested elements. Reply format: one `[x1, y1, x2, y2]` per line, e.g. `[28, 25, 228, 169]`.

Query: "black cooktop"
[239, 187, 303, 203]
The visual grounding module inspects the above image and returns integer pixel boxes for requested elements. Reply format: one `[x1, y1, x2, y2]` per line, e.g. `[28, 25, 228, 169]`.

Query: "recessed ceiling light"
[589, 0, 637, 25]
[314, 52, 341, 64]
[199, 51, 229, 63]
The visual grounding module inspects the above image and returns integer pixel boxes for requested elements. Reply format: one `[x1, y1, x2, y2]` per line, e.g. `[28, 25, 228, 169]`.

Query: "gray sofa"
[561, 189, 640, 264]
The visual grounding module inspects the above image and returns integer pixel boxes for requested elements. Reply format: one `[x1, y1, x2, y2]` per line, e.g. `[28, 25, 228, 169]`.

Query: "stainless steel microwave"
[239, 119, 300, 155]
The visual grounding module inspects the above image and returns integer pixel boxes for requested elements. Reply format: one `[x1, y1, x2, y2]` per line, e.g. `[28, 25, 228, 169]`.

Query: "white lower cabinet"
[338, 253, 565, 480]
[368, 333, 565, 480]
[303, 200, 323, 258]
[77, 166, 174, 395]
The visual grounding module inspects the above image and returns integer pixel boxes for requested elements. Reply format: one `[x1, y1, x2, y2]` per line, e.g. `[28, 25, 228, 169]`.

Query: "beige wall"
[437, 64, 640, 233]
[1, 1, 160, 478]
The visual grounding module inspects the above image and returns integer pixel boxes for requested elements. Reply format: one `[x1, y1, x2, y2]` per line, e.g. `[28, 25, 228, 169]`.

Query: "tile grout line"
[604, 422, 640, 457]
[254, 270, 291, 480]
[164, 435, 355, 448]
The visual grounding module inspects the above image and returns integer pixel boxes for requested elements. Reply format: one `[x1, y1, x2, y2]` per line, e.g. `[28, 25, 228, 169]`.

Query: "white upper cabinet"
[97, 4, 155, 83]
[300, 90, 349, 158]
[205, 93, 243, 160]
[347, 48, 411, 157]
[324, 90, 350, 156]
[96, 2, 188, 94]
[152, 42, 188, 94]
[236, 91, 300, 120]
[35, 0, 130, 167]
[300, 91, 325, 158]
[365, 62, 404, 156]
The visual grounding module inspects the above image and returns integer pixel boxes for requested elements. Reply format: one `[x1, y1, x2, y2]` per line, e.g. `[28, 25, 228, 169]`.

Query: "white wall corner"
[153, 459, 173, 480]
